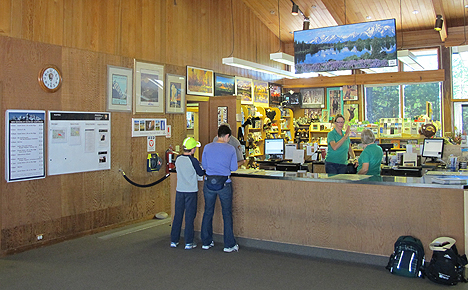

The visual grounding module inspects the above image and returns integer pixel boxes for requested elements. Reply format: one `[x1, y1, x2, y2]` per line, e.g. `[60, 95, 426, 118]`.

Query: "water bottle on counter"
[449, 154, 458, 171]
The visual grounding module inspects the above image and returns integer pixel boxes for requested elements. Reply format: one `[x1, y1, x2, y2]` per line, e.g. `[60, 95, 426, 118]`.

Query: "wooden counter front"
[170, 173, 467, 259]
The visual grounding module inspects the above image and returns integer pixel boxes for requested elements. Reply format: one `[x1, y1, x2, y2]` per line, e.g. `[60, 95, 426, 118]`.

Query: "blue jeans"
[201, 182, 236, 248]
[170, 191, 198, 244]
[325, 161, 348, 174]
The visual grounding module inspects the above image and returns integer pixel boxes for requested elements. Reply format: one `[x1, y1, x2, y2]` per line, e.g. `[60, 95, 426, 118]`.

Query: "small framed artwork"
[321, 109, 330, 123]
[253, 80, 269, 108]
[107, 65, 133, 112]
[269, 83, 282, 106]
[218, 106, 228, 127]
[344, 104, 359, 123]
[134, 61, 164, 113]
[187, 66, 214, 96]
[214, 73, 235, 96]
[343, 85, 358, 101]
[166, 74, 185, 114]
[186, 111, 195, 129]
[305, 108, 322, 120]
[300, 88, 325, 109]
[327, 87, 343, 118]
[236, 77, 253, 105]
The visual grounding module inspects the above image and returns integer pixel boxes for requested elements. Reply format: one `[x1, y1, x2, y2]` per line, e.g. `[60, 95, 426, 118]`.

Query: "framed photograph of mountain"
[187, 66, 214, 96]
[294, 19, 397, 73]
[327, 87, 343, 118]
[135, 61, 164, 113]
[107, 65, 132, 112]
[214, 73, 235, 96]
[236, 77, 253, 105]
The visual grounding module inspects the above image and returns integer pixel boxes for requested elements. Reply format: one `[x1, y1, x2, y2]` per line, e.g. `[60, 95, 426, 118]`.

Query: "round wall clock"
[38, 65, 62, 93]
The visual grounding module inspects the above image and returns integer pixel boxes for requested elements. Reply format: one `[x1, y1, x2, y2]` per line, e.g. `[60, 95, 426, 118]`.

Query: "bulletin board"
[48, 111, 111, 176]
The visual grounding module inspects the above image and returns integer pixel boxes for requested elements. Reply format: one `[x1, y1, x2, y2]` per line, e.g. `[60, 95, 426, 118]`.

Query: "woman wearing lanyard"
[325, 114, 355, 174]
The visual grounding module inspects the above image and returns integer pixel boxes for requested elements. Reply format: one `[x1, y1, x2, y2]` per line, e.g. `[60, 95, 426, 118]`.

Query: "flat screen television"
[282, 92, 301, 106]
[265, 138, 284, 159]
[422, 138, 444, 162]
[294, 19, 397, 73]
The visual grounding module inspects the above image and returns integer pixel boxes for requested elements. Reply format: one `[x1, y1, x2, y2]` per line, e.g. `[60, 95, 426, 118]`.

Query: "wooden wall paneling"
[0, 0, 11, 36]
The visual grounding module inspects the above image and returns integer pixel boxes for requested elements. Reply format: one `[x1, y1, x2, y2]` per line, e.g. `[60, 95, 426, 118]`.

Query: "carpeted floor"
[0, 219, 466, 290]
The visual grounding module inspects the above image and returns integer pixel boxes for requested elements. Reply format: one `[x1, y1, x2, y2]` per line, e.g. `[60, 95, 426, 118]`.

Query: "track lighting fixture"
[434, 15, 443, 31]
[303, 18, 310, 30]
[292, 3, 299, 15]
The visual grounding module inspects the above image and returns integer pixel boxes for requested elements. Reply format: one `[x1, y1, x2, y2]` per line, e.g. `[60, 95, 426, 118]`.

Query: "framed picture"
[214, 73, 235, 96]
[343, 85, 358, 101]
[300, 88, 325, 109]
[327, 87, 343, 118]
[134, 61, 164, 113]
[187, 66, 214, 96]
[236, 77, 253, 105]
[344, 104, 359, 123]
[253, 80, 269, 107]
[107, 65, 133, 112]
[186, 111, 195, 129]
[269, 83, 282, 106]
[321, 109, 330, 123]
[166, 74, 185, 114]
[218, 106, 228, 127]
[305, 108, 322, 120]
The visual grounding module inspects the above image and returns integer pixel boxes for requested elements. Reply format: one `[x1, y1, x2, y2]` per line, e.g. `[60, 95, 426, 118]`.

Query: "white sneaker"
[223, 244, 239, 253]
[170, 242, 179, 248]
[202, 241, 215, 250]
[185, 243, 197, 250]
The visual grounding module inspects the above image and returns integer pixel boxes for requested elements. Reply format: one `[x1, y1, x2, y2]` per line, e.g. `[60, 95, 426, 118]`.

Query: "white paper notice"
[292, 149, 304, 164]
[84, 128, 95, 153]
[285, 144, 297, 159]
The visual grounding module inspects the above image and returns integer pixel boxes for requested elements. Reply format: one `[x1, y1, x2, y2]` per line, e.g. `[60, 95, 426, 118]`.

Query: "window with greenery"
[402, 48, 439, 72]
[365, 82, 441, 124]
[452, 50, 468, 100]
[364, 85, 400, 123]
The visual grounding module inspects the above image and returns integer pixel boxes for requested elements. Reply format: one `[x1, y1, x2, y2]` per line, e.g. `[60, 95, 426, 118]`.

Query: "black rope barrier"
[119, 169, 170, 188]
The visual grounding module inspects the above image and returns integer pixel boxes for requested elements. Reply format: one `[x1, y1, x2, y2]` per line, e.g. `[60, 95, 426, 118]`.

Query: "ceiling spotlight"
[303, 18, 310, 30]
[292, 3, 299, 15]
[366, 16, 372, 20]
[434, 15, 443, 31]
[412, 10, 419, 14]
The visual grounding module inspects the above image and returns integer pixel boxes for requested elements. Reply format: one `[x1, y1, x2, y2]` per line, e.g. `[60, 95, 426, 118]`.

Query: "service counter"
[170, 169, 467, 265]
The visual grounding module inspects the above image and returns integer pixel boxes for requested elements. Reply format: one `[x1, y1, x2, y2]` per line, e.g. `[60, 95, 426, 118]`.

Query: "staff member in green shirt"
[355, 129, 383, 176]
[325, 114, 355, 174]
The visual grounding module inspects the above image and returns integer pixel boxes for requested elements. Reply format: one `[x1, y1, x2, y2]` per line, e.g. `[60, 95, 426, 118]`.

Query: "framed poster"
[134, 61, 164, 113]
[327, 87, 343, 118]
[214, 73, 235, 96]
[344, 104, 359, 123]
[5, 110, 46, 182]
[269, 83, 282, 106]
[132, 118, 167, 137]
[253, 80, 269, 108]
[218, 106, 228, 127]
[321, 109, 330, 122]
[107, 65, 133, 112]
[304, 108, 322, 120]
[343, 85, 358, 101]
[300, 88, 325, 109]
[187, 66, 214, 96]
[166, 74, 185, 114]
[236, 77, 253, 105]
[186, 112, 195, 129]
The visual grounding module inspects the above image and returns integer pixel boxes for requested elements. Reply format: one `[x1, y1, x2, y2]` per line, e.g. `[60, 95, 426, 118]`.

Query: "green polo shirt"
[325, 129, 350, 165]
[357, 143, 383, 176]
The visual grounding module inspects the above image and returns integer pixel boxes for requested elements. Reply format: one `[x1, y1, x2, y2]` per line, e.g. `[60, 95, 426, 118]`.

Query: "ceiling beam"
[432, 0, 448, 42]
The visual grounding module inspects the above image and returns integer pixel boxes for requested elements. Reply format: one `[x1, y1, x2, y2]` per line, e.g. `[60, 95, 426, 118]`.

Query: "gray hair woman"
[355, 129, 383, 175]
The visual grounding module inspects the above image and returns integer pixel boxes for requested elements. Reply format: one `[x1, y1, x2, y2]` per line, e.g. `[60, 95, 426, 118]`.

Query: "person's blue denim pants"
[201, 182, 236, 248]
[325, 161, 348, 174]
[170, 191, 198, 244]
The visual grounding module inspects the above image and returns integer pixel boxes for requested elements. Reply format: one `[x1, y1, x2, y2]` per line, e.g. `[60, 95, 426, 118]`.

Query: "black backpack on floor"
[386, 235, 425, 278]
[425, 237, 468, 286]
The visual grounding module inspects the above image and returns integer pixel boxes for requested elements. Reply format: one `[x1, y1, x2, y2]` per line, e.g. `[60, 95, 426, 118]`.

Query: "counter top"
[232, 168, 468, 189]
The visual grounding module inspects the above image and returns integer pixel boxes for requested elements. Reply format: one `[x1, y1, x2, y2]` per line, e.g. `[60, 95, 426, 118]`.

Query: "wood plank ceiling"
[241, 0, 468, 45]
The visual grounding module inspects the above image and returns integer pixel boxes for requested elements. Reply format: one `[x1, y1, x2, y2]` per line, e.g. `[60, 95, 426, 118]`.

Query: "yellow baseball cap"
[183, 137, 201, 150]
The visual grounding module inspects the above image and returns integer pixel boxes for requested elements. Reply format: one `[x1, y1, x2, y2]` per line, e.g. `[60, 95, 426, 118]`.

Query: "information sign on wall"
[132, 118, 167, 137]
[48, 111, 111, 176]
[5, 110, 46, 182]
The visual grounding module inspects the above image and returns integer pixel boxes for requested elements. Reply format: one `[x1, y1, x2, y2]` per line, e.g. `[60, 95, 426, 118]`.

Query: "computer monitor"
[422, 138, 444, 162]
[378, 143, 394, 165]
[265, 138, 284, 159]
